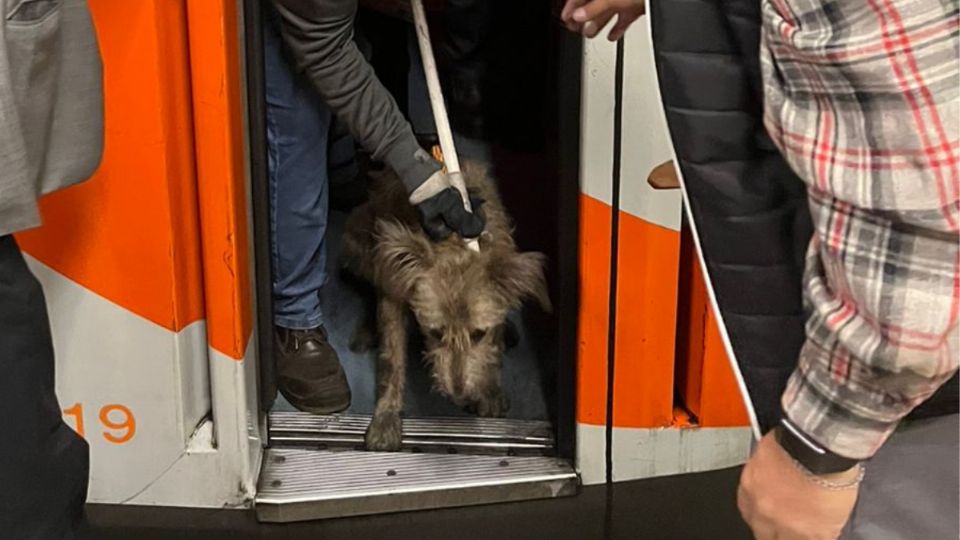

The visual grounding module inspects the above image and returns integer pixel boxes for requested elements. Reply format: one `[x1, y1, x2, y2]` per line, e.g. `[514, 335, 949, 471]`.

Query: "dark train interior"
[249, 1, 582, 457]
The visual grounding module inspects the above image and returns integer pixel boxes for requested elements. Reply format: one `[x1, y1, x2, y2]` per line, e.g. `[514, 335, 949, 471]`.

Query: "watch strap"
[775, 417, 860, 475]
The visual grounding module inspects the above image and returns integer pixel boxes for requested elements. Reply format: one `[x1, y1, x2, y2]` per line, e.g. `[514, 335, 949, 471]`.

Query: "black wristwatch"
[774, 417, 860, 475]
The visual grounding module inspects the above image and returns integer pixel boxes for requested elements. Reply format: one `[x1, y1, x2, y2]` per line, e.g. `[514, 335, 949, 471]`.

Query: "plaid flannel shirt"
[761, 0, 959, 459]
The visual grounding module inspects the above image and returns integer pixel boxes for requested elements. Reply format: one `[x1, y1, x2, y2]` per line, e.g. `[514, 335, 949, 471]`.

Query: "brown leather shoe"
[275, 326, 351, 414]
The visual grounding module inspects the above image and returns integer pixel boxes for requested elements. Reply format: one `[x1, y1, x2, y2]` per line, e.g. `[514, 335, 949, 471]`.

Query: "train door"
[244, 0, 582, 522]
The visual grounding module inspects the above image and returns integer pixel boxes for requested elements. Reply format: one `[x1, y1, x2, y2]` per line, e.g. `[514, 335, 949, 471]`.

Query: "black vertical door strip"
[241, 0, 278, 416]
[603, 38, 626, 540]
[606, 38, 625, 487]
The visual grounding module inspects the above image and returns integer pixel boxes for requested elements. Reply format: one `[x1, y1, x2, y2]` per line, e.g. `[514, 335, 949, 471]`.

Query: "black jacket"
[650, 0, 957, 432]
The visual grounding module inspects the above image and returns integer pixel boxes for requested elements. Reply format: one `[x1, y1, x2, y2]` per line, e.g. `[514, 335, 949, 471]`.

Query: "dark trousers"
[0, 236, 88, 539]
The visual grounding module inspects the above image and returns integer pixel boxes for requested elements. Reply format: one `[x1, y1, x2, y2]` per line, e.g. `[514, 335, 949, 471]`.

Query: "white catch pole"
[410, 0, 480, 252]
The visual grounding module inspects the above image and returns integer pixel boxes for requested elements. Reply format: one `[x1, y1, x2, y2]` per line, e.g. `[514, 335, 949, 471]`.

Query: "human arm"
[271, 0, 483, 239]
[271, 0, 439, 193]
[739, 202, 958, 539]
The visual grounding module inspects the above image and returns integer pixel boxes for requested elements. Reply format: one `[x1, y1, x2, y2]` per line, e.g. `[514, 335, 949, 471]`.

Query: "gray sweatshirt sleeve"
[0, 8, 38, 236]
[271, 0, 441, 194]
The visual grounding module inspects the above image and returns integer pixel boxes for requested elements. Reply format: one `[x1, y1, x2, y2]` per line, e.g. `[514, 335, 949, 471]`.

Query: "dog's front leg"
[364, 297, 407, 451]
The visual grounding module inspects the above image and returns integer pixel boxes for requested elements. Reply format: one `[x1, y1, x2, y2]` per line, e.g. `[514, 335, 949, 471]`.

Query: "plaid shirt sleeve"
[760, 0, 960, 459]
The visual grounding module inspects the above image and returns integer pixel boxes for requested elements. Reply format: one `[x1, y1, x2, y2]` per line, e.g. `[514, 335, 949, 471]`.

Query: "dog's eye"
[470, 329, 488, 344]
[428, 328, 444, 341]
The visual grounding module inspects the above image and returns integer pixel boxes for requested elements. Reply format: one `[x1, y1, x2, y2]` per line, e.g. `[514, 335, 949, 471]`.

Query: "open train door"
[243, 0, 582, 522]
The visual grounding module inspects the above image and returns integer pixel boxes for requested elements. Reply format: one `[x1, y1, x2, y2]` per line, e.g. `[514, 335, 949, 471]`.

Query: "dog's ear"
[373, 219, 433, 297]
[492, 251, 551, 312]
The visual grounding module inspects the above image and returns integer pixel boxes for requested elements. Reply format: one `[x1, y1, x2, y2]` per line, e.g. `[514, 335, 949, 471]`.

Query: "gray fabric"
[270, 0, 441, 194]
[0, 0, 104, 236]
[843, 414, 959, 539]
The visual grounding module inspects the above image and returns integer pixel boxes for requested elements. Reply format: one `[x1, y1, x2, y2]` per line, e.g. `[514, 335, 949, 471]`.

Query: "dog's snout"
[451, 350, 466, 396]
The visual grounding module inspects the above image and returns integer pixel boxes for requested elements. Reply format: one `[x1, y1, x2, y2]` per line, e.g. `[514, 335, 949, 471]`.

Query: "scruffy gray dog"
[342, 161, 551, 452]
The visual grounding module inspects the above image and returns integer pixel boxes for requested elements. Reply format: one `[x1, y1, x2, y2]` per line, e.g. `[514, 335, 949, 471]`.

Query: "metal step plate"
[269, 412, 556, 455]
[256, 448, 578, 522]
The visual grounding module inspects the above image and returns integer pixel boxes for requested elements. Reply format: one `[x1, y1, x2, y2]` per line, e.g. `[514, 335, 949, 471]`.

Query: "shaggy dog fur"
[342, 161, 550, 452]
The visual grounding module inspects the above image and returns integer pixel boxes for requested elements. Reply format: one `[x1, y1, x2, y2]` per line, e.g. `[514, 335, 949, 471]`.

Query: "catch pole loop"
[410, 0, 480, 252]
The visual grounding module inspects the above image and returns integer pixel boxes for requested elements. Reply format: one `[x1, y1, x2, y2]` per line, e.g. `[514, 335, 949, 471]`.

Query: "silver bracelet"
[790, 458, 866, 491]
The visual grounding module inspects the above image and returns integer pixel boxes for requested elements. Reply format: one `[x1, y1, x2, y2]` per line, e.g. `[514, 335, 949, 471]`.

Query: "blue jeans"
[265, 16, 354, 330]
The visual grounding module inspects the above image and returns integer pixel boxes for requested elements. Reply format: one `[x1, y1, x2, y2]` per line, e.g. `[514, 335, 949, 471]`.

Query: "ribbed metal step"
[268, 412, 556, 455]
[256, 448, 578, 522]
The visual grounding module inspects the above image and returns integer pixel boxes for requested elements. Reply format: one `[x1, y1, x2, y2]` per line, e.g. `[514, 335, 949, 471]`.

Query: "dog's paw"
[365, 412, 403, 451]
[350, 324, 377, 353]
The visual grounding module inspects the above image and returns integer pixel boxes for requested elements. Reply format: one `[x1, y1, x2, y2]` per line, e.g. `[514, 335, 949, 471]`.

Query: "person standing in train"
[262, 6, 356, 414]
[562, 0, 959, 538]
[264, 0, 486, 413]
[0, 1, 104, 538]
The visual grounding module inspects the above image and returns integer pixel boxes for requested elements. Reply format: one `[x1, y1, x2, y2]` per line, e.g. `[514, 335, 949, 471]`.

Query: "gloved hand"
[409, 171, 485, 242]
[415, 188, 485, 242]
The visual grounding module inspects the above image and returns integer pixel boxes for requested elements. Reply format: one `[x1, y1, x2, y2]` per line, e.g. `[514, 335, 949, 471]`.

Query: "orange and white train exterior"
[576, 30, 752, 486]
[16, 1, 753, 508]
[17, 1, 260, 506]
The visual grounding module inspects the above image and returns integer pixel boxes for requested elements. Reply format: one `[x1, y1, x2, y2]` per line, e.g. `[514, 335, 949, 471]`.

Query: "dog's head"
[372, 219, 550, 405]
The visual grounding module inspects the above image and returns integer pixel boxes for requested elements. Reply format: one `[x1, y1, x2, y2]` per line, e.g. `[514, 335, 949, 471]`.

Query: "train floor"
[83, 467, 752, 540]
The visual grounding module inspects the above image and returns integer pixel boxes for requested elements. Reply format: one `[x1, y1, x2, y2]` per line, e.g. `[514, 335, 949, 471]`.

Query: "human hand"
[410, 171, 485, 242]
[560, 0, 646, 41]
[738, 432, 861, 540]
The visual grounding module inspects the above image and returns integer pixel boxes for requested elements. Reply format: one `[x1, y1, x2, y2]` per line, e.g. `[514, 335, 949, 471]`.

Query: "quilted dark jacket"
[649, 0, 957, 432]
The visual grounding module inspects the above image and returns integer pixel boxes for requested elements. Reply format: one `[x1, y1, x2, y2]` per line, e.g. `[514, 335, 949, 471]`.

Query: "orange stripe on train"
[612, 212, 680, 428]
[186, 0, 253, 361]
[17, 1, 205, 334]
[577, 194, 612, 426]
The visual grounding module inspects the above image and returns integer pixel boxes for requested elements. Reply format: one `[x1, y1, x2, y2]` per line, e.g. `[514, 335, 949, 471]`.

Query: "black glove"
[415, 188, 486, 242]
